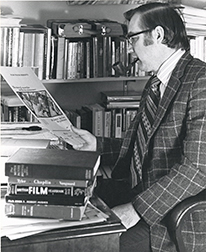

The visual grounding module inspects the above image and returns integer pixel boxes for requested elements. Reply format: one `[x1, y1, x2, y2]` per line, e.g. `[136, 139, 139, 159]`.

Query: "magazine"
[0, 67, 85, 146]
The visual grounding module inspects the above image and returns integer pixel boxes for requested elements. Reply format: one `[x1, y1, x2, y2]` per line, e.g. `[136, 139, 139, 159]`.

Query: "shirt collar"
[157, 49, 185, 86]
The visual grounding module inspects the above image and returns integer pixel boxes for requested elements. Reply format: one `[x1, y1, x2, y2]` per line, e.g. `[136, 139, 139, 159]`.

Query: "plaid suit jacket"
[99, 51, 206, 252]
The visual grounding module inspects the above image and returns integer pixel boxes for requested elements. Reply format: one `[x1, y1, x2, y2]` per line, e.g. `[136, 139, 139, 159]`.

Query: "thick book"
[5, 202, 87, 220]
[7, 184, 93, 197]
[106, 101, 140, 109]
[104, 110, 112, 138]
[5, 193, 87, 206]
[115, 109, 123, 139]
[5, 148, 101, 180]
[0, 15, 22, 27]
[101, 91, 142, 103]
[84, 104, 104, 137]
[8, 176, 94, 188]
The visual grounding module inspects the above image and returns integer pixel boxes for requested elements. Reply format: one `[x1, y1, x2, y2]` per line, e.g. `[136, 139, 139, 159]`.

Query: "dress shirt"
[157, 49, 185, 98]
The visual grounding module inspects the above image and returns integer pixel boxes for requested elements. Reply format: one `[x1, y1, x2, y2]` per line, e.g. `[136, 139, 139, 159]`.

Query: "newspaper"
[0, 67, 85, 146]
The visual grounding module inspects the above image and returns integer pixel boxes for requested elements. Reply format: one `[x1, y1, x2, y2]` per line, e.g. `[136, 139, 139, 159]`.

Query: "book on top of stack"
[100, 90, 141, 138]
[0, 15, 23, 27]
[4, 148, 101, 220]
[101, 90, 141, 109]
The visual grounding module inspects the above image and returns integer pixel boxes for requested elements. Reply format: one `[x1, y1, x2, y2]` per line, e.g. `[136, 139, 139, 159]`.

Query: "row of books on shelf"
[67, 105, 139, 139]
[1, 90, 141, 138]
[4, 148, 101, 220]
[189, 36, 206, 62]
[180, 5, 206, 36]
[52, 35, 143, 80]
[63, 90, 141, 139]
[1, 94, 38, 122]
[0, 16, 146, 80]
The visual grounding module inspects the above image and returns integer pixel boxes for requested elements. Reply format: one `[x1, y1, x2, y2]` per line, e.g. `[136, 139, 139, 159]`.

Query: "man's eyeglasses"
[125, 29, 152, 44]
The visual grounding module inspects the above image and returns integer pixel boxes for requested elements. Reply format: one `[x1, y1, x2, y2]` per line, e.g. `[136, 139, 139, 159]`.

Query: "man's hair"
[124, 2, 190, 50]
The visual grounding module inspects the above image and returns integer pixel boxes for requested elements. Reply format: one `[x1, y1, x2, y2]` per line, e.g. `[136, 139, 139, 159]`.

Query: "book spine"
[92, 37, 98, 78]
[5, 163, 94, 180]
[45, 27, 52, 80]
[0, 27, 4, 66]
[103, 36, 108, 77]
[7, 27, 13, 67]
[7, 184, 91, 197]
[56, 37, 65, 79]
[8, 177, 91, 187]
[18, 32, 24, 67]
[2, 27, 8, 66]
[115, 109, 122, 138]
[23, 33, 35, 67]
[93, 107, 104, 137]
[50, 36, 57, 79]
[104, 110, 111, 138]
[107, 36, 112, 77]
[106, 102, 140, 109]
[12, 27, 20, 67]
[34, 33, 45, 80]
[111, 39, 116, 76]
[97, 36, 103, 77]
[63, 38, 69, 79]
[76, 40, 84, 79]
[86, 40, 91, 78]
[5, 194, 86, 206]
[5, 203, 84, 220]
[102, 95, 142, 102]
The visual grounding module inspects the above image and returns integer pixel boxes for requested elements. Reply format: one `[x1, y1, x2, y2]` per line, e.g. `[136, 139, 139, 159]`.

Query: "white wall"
[0, 1, 137, 25]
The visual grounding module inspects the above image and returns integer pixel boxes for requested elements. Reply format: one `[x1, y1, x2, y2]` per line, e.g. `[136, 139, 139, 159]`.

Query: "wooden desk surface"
[1, 196, 126, 252]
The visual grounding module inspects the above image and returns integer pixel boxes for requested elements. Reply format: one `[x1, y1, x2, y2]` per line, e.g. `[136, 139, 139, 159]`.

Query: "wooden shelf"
[42, 76, 149, 84]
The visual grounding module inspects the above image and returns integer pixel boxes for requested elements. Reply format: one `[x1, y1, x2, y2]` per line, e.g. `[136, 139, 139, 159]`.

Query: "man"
[71, 3, 206, 252]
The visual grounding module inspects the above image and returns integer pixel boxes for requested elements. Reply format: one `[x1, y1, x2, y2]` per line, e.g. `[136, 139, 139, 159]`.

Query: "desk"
[1, 197, 126, 252]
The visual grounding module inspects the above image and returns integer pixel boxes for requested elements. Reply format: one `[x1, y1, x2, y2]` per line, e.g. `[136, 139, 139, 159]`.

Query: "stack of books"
[0, 18, 52, 80]
[48, 19, 129, 79]
[4, 148, 101, 220]
[64, 90, 141, 139]
[101, 90, 141, 109]
[101, 90, 141, 138]
[180, 5, 206, 62]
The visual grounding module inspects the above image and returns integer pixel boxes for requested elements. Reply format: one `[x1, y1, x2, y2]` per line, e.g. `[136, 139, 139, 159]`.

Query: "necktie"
[130, 76, 161, 187]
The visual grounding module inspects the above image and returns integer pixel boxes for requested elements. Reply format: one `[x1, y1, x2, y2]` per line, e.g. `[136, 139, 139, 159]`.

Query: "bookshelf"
[1, 1, 205, 125]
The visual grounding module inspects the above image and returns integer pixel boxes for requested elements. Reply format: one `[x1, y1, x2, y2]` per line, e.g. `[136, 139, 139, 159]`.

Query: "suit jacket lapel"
[144, 51, 193, 155]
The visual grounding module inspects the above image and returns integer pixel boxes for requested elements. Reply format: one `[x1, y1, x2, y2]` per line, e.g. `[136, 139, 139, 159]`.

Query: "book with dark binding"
[8, 176, 94, 188]
[5, 148, 101, 180]
[105, 101, 140, 109]
[101, 91, 142, 103]
[5, 202, 87, 220]
[83, 104, 104, 137]
[7, 184, 93, 197]
[76, 107, 91, 132]
[5, 193, 88, 206]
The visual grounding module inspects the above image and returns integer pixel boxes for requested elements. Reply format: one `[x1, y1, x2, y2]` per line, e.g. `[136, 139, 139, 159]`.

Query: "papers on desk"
[1, 138, 50, 157]
[1, 123, 59, 146]
[1, 200, 109, 240]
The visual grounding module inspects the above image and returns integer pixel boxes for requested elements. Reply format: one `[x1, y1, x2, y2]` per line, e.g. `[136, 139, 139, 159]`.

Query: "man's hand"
[112, 202, 141, 230]
[71, 126, 97, 151]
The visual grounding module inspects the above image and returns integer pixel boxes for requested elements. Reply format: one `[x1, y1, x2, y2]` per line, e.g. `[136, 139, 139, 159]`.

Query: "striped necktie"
[130, 75, 161, 187]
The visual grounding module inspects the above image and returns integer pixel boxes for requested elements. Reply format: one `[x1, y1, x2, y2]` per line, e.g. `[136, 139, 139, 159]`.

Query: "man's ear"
[153, 26, 164, 43]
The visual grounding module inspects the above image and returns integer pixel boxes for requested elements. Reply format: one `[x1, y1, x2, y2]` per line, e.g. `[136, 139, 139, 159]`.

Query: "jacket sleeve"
[96, 136, 123, 166]
[132, 75, 206, 227]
